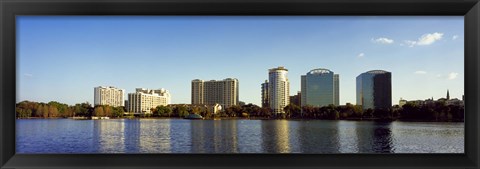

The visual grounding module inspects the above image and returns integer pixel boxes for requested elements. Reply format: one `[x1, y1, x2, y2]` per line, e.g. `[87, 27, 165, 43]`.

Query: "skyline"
[17, 16, 464, 106]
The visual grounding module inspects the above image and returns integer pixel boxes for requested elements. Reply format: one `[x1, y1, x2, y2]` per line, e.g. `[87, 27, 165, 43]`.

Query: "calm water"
[16, 119, 464, 153]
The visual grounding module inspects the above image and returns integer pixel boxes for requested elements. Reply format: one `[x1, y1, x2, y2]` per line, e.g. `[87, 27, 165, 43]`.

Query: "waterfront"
[16, 119, 464, 153]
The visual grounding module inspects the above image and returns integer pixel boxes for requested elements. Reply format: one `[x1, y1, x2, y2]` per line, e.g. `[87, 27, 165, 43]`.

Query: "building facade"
[334, 74, 340, 106]
[289, 91, 301, 107]
[128, 88, 171, 114]
[191, 78, 239, 108]
[261, 80, 269, 108]
[356, 70, 392, 110]
[94, 86, 125, 107]
[300, 68, 339, 107]
[268, 66, 290, 114]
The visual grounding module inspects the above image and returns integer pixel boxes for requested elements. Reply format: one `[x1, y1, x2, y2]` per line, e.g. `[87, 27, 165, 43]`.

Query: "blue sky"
[17, 16, 464, 106]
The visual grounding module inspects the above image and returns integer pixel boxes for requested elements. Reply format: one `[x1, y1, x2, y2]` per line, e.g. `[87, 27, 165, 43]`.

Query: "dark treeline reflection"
[16, 119, 463, 153]
[296, 120, 340, 153]
[355, 122, 393, 153]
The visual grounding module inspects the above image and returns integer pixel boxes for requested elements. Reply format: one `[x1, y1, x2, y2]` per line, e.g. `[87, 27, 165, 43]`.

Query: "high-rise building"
[268, 66, 290, 114]
[300, 68, 339, 107]
[128, 88, 171, 114]
[191, 79, 204, 105]
[356, 70, 392, 110]
[191, 78, 239, 108]
[289, 91, 301, 107]
[261, 80, 269, 108]
[334, 74, 340, 106]
[94, 86, 125, 107]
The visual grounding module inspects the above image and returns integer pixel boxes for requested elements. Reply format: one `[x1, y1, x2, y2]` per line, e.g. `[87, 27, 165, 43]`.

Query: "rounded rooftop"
[308, 68, 333, 74]
[366, 70, 390, 74]
[269, 66, 288, 72]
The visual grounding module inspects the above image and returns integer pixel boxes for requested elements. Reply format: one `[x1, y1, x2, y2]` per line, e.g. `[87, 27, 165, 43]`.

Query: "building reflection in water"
[261, 120, 291, 153]
[236, 120, 263, 153]
[123, 119, 141, 153]
[296, 120, 339, 153]
[190, 120, 238, 153]
[355, 121, 393, 153]
[169, 119, 192, 153]
[92, 119, 126, 153]
[336, 121, 359, 153]
[138, 119, 171, 153]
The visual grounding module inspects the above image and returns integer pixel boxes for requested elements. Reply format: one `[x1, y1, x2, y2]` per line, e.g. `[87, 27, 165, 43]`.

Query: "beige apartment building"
[94, 86, 125, 107]
[127, 88, 171, 114]
[191, 78, 239, 108]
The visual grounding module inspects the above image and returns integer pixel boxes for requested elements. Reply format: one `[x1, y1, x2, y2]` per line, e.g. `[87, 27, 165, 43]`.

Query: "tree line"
[16, 101, 125, 118]
[162, 102, 463, 122]
[16, 100, 464, 122]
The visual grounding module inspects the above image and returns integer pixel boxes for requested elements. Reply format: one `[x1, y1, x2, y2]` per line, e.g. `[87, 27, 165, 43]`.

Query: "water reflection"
[16, 119, 463, 153]
[261, 120, 291, 153]
[169, 120, 191, 153]
[336, 121, 359, 153]
[190, 120, 239, 153]
[124, 119, 141, 153]
[355, 121, 393, 153]
[92, 120, 126, 153]
[138, 119, 172, 153]
[296, 120, 340, 153]
[236, 120, 263, 153]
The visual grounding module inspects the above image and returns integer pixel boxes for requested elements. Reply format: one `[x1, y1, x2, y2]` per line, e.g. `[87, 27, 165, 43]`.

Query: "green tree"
[104, 106, 112, 117]
[284, 103, 301, 118]
[173, 105, 189, 117]
[48, 105, 59, 117]
[155, 105, 172, 117]
[94, 106, 104, 117]
[112, 106, 124, 117]
[42, 105, 49, 118]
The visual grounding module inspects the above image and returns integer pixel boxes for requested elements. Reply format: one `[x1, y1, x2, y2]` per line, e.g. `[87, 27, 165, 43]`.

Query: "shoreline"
[16, 116, 465, 122]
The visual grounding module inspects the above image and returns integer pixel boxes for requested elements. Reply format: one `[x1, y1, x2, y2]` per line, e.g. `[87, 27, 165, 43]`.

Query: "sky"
[17, 16, 464, 106]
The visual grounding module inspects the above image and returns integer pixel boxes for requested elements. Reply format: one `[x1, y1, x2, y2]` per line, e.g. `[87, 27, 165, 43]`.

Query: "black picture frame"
[1, 0, 479, 168]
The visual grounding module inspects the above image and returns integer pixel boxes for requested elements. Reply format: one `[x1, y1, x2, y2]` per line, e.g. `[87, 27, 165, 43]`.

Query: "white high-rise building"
[128, 88, 171, 114]
[268, 66, 290, 114]
[94, 86, 125, 107]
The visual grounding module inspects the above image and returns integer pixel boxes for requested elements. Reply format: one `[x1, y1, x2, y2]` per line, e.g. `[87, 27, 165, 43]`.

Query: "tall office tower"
[128, 88, 171, 114]
[334, 74, 340, 106]
[261, 80, 269, 108]
[94, 86, 125, 107]
[268, 66, 290, 114]
[300, 68, 339, 107]
[356, 70, 392, 110]
[191, 78, 239, 108]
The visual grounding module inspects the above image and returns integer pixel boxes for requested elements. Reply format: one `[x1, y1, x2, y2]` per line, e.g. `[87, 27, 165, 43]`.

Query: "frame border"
[1, 0, 479, 168]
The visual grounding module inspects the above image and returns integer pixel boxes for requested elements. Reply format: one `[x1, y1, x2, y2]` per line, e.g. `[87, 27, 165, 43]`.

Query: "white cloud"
[404, 40, 417, 47]
[417, 32, 444, 45]
[452, 35, 459, 40]
[372, 37, 394, 44]
[448, 72, 458, 80]
[414, 71, 427, 74]
[403, 32, 444, 47]
[357, 53, 365, 58]
[24, 73, 33, 77]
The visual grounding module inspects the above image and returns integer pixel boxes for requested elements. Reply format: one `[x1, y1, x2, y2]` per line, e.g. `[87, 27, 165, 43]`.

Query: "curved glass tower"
[356, 70, 392, 110]
[301, 68, 339, 107]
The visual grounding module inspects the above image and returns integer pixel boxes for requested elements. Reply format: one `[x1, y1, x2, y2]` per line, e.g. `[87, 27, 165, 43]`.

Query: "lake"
[16, 119, 464, 153]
